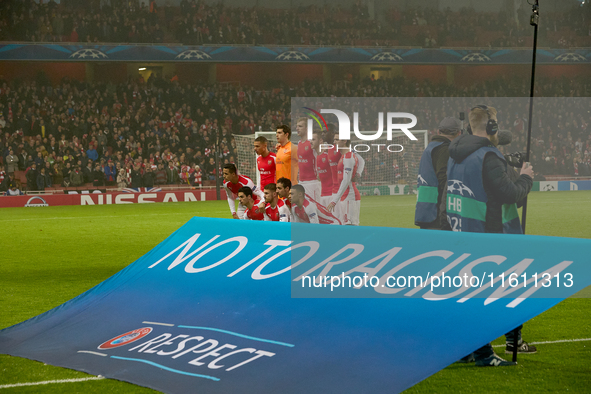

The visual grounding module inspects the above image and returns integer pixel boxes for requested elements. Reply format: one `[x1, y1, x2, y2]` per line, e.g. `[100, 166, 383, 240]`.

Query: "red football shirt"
[327, 146, 342, 194]
[316, 151, 333, 197]
[280, 197, 292, 210]
[223, 175, 255, 197]
[244, 199, 265, 220]
[256, 152, 276, 190]
[265, 198, 289, 222]
[297, 140, 317, 182]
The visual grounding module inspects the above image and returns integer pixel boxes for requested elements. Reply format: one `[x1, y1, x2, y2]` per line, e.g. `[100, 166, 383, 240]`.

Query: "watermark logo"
[303, 107, 329, 134]
[304, 108, 417, 142]
[302, 107, 417, 153]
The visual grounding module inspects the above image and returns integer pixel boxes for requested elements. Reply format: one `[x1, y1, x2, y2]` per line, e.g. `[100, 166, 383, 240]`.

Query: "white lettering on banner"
[145, 335, 190, 354]
[163, 193, 178, 203]
[184, 192, 198, 202]
[423, 255, 507, 300]
[147, 233, 249, 273]
[148, 234, 220, 270]
[293, 244, 365, 284]
[340, 247, 402, 288]
[252, 241, 320, 280]
[84, 192, 203, 205]
[81, 195, 94, 205]
[227, 240, 293, 278]
[189, 344, 237, 366]
[456, 258, 534, 303]
[147, 233, 579, 308]
[157, 336, 202, 356]
[376, 251, 455, 295]
[184, 236, 248, 273]
[404, 254, 472, 297]
[138, 193, 157, 203]
[225, 350, 276, 371]
[125, 331, 276, 373]
[115, 194, 134, 204]
[209, 348, 256, 369]
[128, 334, 172, 352]
[170, 338, 216, 359]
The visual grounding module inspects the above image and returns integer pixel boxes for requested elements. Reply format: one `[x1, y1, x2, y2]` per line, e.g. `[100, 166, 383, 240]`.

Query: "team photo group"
[223, 118, 364, 225]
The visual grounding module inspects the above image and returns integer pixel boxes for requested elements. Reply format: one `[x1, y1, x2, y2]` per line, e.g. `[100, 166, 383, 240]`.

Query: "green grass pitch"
[1, 191, 590, 393]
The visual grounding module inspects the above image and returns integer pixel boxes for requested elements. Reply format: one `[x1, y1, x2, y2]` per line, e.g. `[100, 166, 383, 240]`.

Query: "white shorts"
[341, 199, 361, 226]
[331, 194, 343, 224]
[299, 180, 322, 202]
[319, 195, 332, 210]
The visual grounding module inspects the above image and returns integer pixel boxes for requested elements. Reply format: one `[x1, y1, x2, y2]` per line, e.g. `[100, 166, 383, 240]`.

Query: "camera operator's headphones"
[466, 105, 498, 136]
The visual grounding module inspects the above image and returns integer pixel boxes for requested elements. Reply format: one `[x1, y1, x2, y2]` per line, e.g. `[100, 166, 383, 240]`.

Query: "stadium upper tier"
[0, 0, 590, 49]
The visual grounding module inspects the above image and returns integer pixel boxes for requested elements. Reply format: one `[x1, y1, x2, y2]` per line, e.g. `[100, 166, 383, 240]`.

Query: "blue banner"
[1, 218, 590, 393]
[557, 180, 591, 191]
[0, 44, 589, 64]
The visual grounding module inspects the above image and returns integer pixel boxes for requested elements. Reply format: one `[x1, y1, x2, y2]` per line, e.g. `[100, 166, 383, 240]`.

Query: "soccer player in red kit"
[327, 139, 365, 226]
[312, 130, 333, 209]
[324, 125, 343, 222]
[263, 183, 290, 222]
[295, 117, 321, 201]
[289, 184, 319, 224]
[254, 136, 276, 191]
[222, 163, 264, 219]
[276, 177, 292, 210]
[238, 186, 265, 220]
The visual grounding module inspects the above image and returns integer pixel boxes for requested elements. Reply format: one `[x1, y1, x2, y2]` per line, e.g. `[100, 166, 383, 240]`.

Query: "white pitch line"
[0, 376, 105, 389]
[2, 337, 590, 388]
[493, 338, 591, 347]
[77, 350, 108, 357]
[142, 321, 175, 327]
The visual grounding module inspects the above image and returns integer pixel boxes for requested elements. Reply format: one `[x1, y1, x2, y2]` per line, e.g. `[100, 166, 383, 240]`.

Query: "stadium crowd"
[0, 0, 590, 48]
[1, 71, 590, 193]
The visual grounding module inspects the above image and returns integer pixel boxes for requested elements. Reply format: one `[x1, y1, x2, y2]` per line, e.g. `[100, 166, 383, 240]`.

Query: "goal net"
[232, 130, 428, 195]
[352, 130, 427, 196]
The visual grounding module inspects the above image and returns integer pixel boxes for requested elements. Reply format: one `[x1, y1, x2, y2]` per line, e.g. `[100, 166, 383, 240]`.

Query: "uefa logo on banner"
[98, 327, 153, 350]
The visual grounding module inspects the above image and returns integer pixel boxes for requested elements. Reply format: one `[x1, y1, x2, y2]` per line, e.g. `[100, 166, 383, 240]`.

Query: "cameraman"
[415, 117, 461, 230]
[447, 105, 536, 366]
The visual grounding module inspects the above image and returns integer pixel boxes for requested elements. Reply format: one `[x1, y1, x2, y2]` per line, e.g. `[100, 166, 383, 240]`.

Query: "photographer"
[447, 105, 536, 366]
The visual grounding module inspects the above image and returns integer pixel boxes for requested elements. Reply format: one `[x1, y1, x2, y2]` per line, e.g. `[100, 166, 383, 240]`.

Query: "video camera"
[504, 151, 527, 168]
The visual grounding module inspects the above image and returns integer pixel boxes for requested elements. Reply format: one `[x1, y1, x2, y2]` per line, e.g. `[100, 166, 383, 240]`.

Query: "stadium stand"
[0, 0, 590, 48]
[1, 72, 591, 194]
